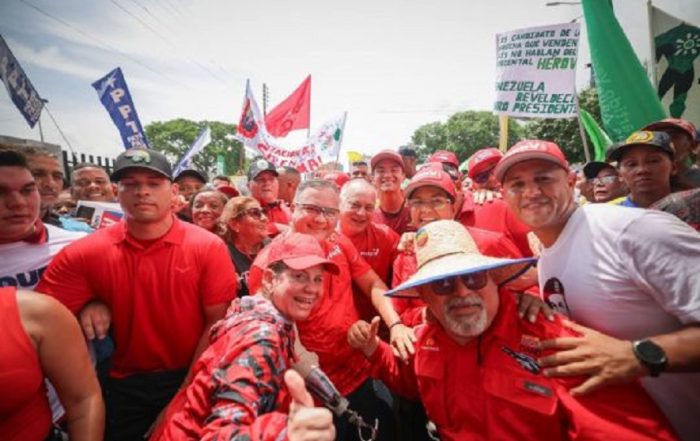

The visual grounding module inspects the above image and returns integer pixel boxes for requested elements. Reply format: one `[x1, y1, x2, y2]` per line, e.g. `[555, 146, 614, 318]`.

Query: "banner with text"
[494, 22, 580, 118]
[0, 35, 44, 128]
[92, 67, 149, 149]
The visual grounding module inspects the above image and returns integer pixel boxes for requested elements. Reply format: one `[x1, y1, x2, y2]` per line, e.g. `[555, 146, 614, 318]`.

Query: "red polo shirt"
[458, 192, 533, 257]
[249, 232, 373, 396]
[372, 202, 413, 235]
[36, 217, 238, 377]
[342, 222, 399, 321]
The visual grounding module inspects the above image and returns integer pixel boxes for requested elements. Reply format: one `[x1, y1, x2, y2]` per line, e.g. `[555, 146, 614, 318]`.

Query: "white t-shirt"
[0, 224, 86, 289]
[0, 223, 86, 422]
[538, 204, 700, 441]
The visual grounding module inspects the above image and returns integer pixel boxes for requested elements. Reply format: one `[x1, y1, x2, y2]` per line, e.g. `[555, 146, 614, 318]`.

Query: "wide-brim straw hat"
[386, 220, 536, 298]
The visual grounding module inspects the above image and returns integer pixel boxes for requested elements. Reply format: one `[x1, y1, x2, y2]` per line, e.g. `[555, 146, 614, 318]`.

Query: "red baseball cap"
[427, 150, 459, 167]
[267, 233, 339, 275]
[643, 118, 697, 142]
[322, 171, 351, 189]
[370, 149, 404, 171]
[404, 163, 456, 201]
[467, 148, 503, 179]
[494, 140, 569, 182]
[217, 185, 240, 198]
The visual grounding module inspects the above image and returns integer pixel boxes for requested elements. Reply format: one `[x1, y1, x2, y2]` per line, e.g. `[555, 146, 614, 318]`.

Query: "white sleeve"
[618, 211, 700, 325]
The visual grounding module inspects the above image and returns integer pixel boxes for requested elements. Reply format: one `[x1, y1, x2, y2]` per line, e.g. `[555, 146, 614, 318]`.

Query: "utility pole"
[262, 83, 269, 116]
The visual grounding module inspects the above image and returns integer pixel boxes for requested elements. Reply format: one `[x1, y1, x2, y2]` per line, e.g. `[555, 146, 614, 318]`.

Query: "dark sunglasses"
[243, 207, 265, 219]
[473, 167, 495, 185]
[441, 163, 459, 180]
[428, 271, 489, 295]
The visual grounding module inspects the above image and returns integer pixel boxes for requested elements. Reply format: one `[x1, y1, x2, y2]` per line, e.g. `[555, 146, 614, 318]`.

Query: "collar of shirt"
[109, 215, 186, 248]
[21, 219, 48, 244]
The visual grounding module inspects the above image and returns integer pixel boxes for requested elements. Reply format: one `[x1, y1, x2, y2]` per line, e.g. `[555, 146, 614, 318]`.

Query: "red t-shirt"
[249, 232, 373, 396]
[261, 201, 292, 237]
[392, 226, 526, 326]
[458, 192, 533, 257]
[36, 218, 238, 377]
[342, 222, 399, 321]
[372, 202, 413, 235]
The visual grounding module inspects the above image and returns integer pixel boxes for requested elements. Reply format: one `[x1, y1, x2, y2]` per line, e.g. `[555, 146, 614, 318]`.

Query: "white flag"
[174, 125, 212, 175]
[308, 112, 347, 163]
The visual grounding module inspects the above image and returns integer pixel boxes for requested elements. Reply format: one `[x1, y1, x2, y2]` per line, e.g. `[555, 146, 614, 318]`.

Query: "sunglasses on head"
[428, 271, 489, 295]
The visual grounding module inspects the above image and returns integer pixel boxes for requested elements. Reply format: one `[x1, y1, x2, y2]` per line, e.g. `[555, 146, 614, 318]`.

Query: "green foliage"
[144, 119, 244, 175]
[523, 88, 602, 164]
[411, 111, 523, 162]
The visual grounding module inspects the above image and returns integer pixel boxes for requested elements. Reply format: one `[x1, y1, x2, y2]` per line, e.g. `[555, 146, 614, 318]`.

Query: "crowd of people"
[0, 115, 699, 441]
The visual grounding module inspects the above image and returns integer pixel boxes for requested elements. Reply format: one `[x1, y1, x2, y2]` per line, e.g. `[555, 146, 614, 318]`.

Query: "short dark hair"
[0, 147, 29, 168]
[73, 162, 106, 172]
[294, 179, 339, 202]
[213, 175, 231, 183]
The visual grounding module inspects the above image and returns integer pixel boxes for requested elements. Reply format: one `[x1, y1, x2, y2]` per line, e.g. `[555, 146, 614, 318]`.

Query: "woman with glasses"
[151, 233, 339, 441]
[582, 161, 628, 203]
[220, 196, 272, 298]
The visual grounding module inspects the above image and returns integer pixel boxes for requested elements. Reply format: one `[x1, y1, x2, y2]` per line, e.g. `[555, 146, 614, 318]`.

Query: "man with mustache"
[349, 220, 677, 440]
[37, 148, 238, 440]
[248, 158, 292, 237]
[497, 139, 700, 440]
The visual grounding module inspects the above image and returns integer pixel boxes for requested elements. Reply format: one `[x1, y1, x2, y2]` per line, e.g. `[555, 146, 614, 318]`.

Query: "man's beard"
[443, 294, 488, 338]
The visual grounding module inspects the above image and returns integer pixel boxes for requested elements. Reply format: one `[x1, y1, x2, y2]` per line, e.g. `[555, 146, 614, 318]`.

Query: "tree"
[144, 119, 244, 176]
[523, 87, 602, 164]
[411, 111, 524, 163]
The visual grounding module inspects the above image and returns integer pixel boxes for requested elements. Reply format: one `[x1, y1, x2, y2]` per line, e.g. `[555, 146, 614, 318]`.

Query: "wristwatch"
[632, 339, 668, 377]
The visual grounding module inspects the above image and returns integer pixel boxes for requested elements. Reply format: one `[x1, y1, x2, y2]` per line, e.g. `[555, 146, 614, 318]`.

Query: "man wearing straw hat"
[348, 220, 677, 440]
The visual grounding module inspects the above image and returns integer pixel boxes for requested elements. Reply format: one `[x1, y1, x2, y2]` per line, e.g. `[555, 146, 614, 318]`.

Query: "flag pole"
[576, 98, 592, 162]
[646, 0, 657, 86]
[498, 114, 509, 152]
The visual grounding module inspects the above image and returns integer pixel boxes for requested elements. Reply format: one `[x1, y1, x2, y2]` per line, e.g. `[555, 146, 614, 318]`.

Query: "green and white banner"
[494, 22, 580, 118]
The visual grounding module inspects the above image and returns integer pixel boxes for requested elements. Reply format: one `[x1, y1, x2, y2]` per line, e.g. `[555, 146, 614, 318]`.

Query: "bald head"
[339, 178, 377, 236]
[340, 178, 377, 202]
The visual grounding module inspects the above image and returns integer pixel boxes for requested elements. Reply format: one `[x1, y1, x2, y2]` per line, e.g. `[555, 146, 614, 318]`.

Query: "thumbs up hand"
[347, 316, 381, 358]
[285, 370, 335, 441]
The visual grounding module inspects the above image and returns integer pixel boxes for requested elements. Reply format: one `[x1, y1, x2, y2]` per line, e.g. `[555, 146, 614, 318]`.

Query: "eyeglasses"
[347, 202, 375, 213]
[407, 197, 451, 210]
[473, 167, 495, 185]
[590, 175, 619, 186]
[428, 271, 489, 295]
[297, 203, 340, 219]
[243, 207, 265, 219]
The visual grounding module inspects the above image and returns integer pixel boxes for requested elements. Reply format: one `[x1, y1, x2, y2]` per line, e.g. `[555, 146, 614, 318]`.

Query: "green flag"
[579, 109, 612, 161]
[582, 0, 666, 141]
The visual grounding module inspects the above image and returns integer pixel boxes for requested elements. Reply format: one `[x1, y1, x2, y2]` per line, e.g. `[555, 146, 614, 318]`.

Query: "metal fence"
[61, 150, 115, 184]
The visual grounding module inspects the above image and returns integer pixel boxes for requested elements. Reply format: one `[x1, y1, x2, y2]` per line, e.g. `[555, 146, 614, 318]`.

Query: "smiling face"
[339, 181, 377, 237]
[372, 159, 405, 193]
[408, 186, 455, 228]
[618, 146, 674, 207]
[292, 186, 339, 242]
[228, 200, 269, 243]
[265, 264, 325, 322]
[71, 166, 115, 202]
[176, 176, 205, 202]
[27, 154, 64, 209]
[502, 160, 576, 233]
[0, 166, 40, 243]
[192, 191, 226, 232]
[250, 171, 280, 204]
[117, 169, 177, 224]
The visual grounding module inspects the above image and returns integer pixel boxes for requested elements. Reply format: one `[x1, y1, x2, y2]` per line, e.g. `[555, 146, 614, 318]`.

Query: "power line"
[43, 104, 78, 157]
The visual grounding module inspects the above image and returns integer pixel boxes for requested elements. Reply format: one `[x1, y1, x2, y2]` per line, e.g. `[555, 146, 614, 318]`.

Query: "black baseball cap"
[607, 131, 674, 162]
[175, 169, 208, 184]
[247, 158, 278, 181]
[583, 161, 615, 180]
[111, 148, 173, 182]
[398, 145, 417, 157]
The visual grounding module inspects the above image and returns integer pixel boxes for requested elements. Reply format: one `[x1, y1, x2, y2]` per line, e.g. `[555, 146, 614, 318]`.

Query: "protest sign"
[0, 35, 44, 128]
[92, 67, 149, 149]
[75, 201, 124, 229]
[494, 23, 580, 118]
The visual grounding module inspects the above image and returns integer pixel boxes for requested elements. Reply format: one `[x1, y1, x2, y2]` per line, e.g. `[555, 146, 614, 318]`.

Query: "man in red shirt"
[248, 158, 292, 237]
[349, 220, 677, 441]
[338, 178, 400, 322]
[248, 179, 413, 441]
[371, 149, 412, 234]
[459, 147, 533, 256]
[36, 148, 238, 440]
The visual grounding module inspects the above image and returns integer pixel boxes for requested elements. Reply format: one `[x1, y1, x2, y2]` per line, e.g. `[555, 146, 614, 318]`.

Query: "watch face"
[636, 340, 666, 364]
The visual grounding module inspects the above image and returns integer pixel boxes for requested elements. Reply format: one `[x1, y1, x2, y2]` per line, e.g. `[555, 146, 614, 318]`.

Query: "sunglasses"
[590, 175, 618, 186]
[243, 207, 265, 219]
[473, 167, 495, 185]
[428, 271, 489, 295]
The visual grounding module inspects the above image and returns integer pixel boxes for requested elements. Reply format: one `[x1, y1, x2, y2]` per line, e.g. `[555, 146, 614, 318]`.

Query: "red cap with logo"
[267, 233, 340, 275]
[467, 148, 503, 179]
[404, 163, 457, 201]
[217, 185, 240, 198]
[427, 150, 459, 167]
[494, 140, 569, 182]
[643, 118, 697, 142]
[370, 149, 405, 172]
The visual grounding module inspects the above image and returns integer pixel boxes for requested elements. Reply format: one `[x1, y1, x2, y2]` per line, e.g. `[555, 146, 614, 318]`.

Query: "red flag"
[265, 75, 311, 137]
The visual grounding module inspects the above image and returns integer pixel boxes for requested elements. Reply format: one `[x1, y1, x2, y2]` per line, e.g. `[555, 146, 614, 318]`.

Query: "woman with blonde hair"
[221, 196, 273, 297]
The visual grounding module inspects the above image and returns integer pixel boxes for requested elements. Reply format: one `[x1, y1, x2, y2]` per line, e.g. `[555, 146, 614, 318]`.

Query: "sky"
[0, 0, 698, 167]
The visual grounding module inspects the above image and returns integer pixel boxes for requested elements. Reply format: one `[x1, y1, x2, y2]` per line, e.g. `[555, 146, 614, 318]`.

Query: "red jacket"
[370, 292, 678, 441]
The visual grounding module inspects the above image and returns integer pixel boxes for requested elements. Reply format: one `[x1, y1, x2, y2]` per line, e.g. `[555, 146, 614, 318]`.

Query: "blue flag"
[92, 67, 149, 149]
[174, 125, 212, 176]
[0, 35, 44, 128]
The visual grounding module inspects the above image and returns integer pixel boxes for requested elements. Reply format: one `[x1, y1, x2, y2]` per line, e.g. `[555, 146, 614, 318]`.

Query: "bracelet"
[389, 320, 403, 330]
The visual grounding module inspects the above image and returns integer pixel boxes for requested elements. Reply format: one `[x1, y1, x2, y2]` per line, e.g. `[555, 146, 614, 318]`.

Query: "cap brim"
[495, 153, 567, 182]
[249, 169, 279, 181]
[282, 255, 340, 275]
[607, 143, 674, 162]
[371, 153, 404, 171]
[404, 181, 455, 201]
[644, 121, 695, 140]
[582, 162, 613, 180]
[111, 165, 172, 182]
[386, 254, 536, 298]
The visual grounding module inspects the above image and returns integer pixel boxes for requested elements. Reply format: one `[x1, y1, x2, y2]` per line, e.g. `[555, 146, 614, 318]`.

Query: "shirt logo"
[502, 346, 541, 374]
[523, 381, 552, 397]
